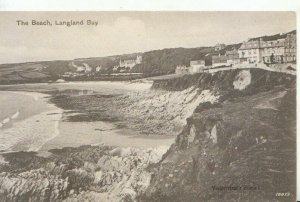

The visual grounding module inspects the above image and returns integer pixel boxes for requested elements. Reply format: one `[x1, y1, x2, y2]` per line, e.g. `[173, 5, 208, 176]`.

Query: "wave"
[2, 117, 10, 124]
[0, 108, 63, 152]
[11, 111, 20, 119]
[0, 110, 20, 127]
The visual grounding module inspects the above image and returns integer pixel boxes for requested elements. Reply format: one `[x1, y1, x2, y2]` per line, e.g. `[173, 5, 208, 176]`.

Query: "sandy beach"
[0, 81, 174, 153]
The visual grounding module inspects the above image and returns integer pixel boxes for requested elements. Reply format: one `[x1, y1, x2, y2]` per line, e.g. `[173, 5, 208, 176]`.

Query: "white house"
[113, 65, 119, 72]
[76, 66, 86, 72]
[190, 60, 205, 73]
[175, 65, 190, 74]
[119, 55, 142, 69]
[96, 65, 102, 72]
[238, 39, 263, 64]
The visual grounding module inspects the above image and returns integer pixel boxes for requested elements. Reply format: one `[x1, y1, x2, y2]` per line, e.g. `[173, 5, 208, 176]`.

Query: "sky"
[0, 12, 296, 64]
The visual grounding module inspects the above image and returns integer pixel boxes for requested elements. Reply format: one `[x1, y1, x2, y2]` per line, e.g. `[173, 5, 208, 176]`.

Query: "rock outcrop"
[0, 146, 169, 202]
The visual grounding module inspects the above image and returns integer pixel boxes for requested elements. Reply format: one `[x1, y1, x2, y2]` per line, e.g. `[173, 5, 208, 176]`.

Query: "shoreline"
[0, 79, 153, 87]
[0, 84, 174, 155]
[0, 90, 64, 152]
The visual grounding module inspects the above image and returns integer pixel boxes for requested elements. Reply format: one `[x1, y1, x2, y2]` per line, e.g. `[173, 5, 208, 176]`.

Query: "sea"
[0, 81, 174, 154]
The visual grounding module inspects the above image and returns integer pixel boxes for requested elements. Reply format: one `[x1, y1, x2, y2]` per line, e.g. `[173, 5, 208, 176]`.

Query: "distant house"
[84, 65, 92, 73]
[238, 35, 295, 64]
[261, 39, 285, 64]
[175, 65, 190, 74]
[119, 55, 142, 69]
[73, 62, 92, 73]
[96, 65, 102, 72]
[214, 43, 226, 51]
[284, 33, 296, 63]
[225, 49, 240, 65]
[238, 40, 263, 64]
[190, 60, 205, 73]
[212, 55, 228, 67]
[113, 65, 119, 72]
[76, 66, 86, 72]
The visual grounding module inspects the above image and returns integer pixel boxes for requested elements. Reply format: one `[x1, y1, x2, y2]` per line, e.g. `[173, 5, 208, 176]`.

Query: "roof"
[261, 39, 285, 48]
[239, 40, 261, 50]
[226, 49, 239, 55]
[212, 55, 228, 63]
[190, 60, 205, 65]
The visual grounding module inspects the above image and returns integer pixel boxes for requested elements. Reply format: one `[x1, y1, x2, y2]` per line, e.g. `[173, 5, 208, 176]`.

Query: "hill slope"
[139, 69, 296, 202]
[0, 30, 295, 84]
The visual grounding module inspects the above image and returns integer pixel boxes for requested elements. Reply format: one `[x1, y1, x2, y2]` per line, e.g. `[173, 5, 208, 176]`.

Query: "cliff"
[139, 69, 296, 202]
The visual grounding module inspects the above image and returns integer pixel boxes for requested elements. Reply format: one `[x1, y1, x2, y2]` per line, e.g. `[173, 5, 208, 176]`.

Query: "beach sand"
[0, 82, 174, 153]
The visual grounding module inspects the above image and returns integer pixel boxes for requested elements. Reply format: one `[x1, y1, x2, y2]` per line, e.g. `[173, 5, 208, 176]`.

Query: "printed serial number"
[275, 192, 290, 197]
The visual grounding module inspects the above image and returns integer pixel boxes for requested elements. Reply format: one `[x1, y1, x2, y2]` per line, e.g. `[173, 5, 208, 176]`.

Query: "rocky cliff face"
[139, 69, 296, 202]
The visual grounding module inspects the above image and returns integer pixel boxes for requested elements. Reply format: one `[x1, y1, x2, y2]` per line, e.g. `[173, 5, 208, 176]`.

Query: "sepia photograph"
[0, 11, 297, 201]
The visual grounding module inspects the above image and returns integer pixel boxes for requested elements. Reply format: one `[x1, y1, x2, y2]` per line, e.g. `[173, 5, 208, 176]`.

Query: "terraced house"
[190, 60, 205, 73]
[284, 33, 296, 63]
[238, 39, 263, 63]
[261, 38, 285, 64]
[225, 49, 240, 65]
[238, 33, 297, 64]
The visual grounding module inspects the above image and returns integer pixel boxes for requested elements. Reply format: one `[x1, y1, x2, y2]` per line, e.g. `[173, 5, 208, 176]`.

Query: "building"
[72, 62, 92, 73]
[96, 65, 102, 72]
[76, 66, 86, 72]
[214, 43, 226, 51]
[119, 55, 142, 69]
[136, 55, 142, 64]
[238, 40, 263, 64]
[261, 39, 285, 64]
[225, 49, 240, 65]
[190, 60, 205, 73]
[175, 65, 190, 74]
[212, 55, 228, 67]
[284, 33, 296, 63]
[113, 65, 119, 72]
[119, 59, 136, 69]
[261, 33, 296, 64]
[83, 64, 92, 73]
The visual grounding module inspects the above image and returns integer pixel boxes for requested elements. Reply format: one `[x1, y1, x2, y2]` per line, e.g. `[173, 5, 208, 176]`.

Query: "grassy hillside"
[0, 30, 295, 84]
[132, 47, 214, 76]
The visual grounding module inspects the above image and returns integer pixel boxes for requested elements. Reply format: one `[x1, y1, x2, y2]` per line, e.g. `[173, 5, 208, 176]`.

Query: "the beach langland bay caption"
[16, 20, 99, 27]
